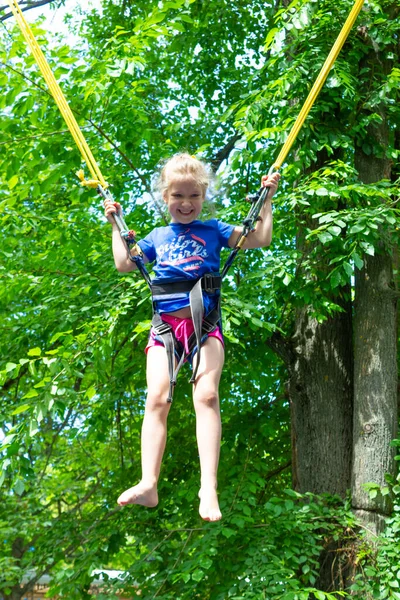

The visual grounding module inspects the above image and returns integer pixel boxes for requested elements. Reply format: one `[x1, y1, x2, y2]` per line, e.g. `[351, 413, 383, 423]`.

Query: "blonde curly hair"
[157, 153, 211, 197]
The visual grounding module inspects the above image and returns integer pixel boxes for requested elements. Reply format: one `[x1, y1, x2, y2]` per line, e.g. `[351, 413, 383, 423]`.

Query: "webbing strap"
[189, 279, 205, 384]
[6, 0, 107, 188]
[151, 274, 222, 297]
[151, 278, 221, 402]
[272, 0, 365, 170]
[151, 314, 179, 403]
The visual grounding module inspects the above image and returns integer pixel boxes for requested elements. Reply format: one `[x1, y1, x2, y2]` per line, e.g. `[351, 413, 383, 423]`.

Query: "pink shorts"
[145, 313, 224, 361]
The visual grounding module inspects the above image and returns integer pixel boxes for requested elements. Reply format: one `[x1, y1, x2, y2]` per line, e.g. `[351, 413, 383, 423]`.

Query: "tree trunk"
[351, 106, 398, 533]
[288, 290, 353, 496]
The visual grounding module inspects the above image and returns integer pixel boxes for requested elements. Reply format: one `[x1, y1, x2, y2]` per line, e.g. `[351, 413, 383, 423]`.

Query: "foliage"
[230, 0, 399, 316]
[73, 491, 354, 600]
[0, 0, 399, 598]
[346, 441, 400, 600]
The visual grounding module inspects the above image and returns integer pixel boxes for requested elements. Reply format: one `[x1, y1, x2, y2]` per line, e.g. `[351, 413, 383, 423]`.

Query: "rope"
[272, 0, 365, 171]
[6, 0, 108, 189]
[7, 0, 364, 184]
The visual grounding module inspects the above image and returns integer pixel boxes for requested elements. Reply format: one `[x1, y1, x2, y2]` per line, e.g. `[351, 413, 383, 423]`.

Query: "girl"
[105, 153, 280, 521]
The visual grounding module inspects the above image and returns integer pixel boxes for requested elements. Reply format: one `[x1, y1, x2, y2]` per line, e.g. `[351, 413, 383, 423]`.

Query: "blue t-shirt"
[138, 219, 235, 314]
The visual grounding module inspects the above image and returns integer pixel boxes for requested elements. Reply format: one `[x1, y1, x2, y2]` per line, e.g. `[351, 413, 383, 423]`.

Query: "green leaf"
[14, 479, 25, 496]
[264, 27, 279, 50]
[49, 330, 73, 344]
[85, 386, 97, 400]
[361, 242, 375, 256]
[330, 270, 342, 289]
[11, 404, 31, 415]
[349, 223, 365, 234]
[172, 22, 186, 32]
[8, 175, 19, 189]
[199, 557, 213, 570]
[242, 504, 252, 516]
[221, 527, 235, 538]
[2, 434, 16, 446]
[29, 421, 39, 437]
[28, 347, 42, 357]
[318, 232, 333, 244]
[342, 262, 353, 277]
[327, 226, 342, 236]
[191, 569, 204, 582]
[283, 273, 292, 286]
[22, 389, 39, 399]
[353, 252, 364, 270]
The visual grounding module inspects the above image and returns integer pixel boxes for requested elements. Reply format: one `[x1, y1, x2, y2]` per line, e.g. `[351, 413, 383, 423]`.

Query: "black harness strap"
[151, 274, 222, 402]
[189, 279, 205, 384]
[151, 274, 221, 296]
[151, 313, 182, 403]
[187, 305, 221, 377]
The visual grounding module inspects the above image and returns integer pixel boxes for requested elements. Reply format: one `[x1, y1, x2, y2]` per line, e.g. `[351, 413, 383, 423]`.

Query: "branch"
[257, 459, 292, 505]
[1, 365, 29, 392]
[210, 133, 241, 173]
[37, 405, 76, 485]
[1, 0, 58, 22]
[0, 127, 90, 147]
[19, 481, 103, 597]
[153, 531, 193, 599]
[265, 330, 294, 366]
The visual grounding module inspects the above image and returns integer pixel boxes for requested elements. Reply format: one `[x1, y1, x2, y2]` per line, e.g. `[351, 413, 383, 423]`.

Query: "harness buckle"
[202, 274, 222, 294]
[152, 321, 172, 335]
[202, 318, 217, 334]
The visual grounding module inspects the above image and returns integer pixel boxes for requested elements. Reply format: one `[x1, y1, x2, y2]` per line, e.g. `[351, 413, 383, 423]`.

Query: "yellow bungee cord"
[223, 0, 365, 269]
[5, 0, 148, 260]
[6, 0, 364, 181]
[271, 0, 365, 172]
[6, 0, 107, 189]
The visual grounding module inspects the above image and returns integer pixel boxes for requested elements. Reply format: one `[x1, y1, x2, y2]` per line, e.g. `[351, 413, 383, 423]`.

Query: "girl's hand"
[261, 172, 280, 199]
[104, 199, 122, 224]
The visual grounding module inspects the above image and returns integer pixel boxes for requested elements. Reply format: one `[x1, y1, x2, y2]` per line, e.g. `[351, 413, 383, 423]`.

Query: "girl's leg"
[192, 336, 224, 522]
[117, 345, 171, 507]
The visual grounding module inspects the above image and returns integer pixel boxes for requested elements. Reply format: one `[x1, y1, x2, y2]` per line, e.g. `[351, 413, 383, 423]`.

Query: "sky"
[35, 0, 102, 42]
[37, 0, 80, 30]
[39, 0, 79, 27]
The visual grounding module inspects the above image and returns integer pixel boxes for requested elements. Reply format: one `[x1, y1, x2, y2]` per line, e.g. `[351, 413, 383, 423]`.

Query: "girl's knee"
[145, 390, 171, 412]
[193, 388, 219, 409]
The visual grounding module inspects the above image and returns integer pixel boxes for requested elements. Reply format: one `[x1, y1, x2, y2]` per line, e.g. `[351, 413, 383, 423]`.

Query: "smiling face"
[163, 176, 205, 224]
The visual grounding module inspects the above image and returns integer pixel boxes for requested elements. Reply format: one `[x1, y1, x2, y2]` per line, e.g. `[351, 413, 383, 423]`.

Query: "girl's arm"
[104, 200, 148, 272]
[228, 172, 280, 250]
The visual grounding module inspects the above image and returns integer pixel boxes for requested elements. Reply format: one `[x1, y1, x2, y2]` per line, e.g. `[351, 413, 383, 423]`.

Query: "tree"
[0, 0, 399, 597]
[232, 0, 399, 520]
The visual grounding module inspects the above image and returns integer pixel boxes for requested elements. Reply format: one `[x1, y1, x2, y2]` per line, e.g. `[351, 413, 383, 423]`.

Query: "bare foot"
[199, 487, 222, 522]
[117, 482, 158, 507]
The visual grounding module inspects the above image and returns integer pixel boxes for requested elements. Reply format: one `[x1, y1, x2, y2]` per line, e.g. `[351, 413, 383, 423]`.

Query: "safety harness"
[150, 274, 222, 402]
[115, 184, 271, 403]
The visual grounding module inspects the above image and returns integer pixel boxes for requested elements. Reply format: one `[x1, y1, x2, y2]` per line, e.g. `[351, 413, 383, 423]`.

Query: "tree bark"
[351, 105, 398, 533]
[288, 289, 354, 496]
